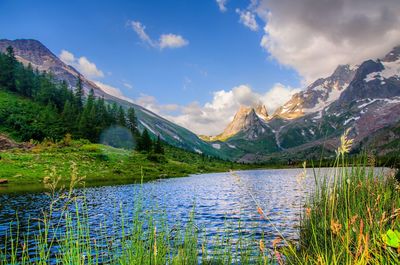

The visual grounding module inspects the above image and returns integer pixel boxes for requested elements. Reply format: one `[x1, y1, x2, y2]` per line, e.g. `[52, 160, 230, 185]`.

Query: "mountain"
[273, 64, 356, 120]
[202, 46, 400, 162]
[200, 104, 270, 142]
[0, 39, 224, 158]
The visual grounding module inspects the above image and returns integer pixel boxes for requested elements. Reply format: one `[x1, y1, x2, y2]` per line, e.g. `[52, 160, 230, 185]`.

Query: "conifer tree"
[137, 129, 153, 152]
[154, 135, 164, 154]
[75, 75, 84, 111]
[1, 46, 17, 91]
[61, 100, 76, 133]
[127, 107, 137, 134]
[117, 106, 126, 127]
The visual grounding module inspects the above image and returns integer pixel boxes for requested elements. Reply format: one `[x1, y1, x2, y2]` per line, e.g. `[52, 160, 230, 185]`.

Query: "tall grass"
[282, 130, 400, 264]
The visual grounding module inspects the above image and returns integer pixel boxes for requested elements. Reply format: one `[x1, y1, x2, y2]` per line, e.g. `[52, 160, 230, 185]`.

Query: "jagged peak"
[254, 103, 269, 120]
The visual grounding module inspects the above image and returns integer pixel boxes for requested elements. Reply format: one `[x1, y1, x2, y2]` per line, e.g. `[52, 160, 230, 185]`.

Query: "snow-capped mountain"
[273, 64, 356, 119]
[202, 46, 400, 162]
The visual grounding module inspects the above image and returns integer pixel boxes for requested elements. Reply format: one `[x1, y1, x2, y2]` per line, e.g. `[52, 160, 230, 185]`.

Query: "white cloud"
[94, 81, 124, 98]
[59, 50, 74, 63]
[255, 0, 400, 83]
[123, 82, 133, 89]
[236, 9, 259, 31]
[59, 50, 104, 79]
[129, 21, 155, 47]
[128, 20, 188, 50]
[216, 0, 228, 12]
[135, 94, 179, 113]
[159, 34, 189, 49]
[135, 84, 299, 136]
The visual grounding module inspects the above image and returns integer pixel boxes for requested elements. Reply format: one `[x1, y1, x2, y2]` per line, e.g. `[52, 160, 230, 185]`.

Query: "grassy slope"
[0, 89, 260, 186]
[0, 140, 259, 186]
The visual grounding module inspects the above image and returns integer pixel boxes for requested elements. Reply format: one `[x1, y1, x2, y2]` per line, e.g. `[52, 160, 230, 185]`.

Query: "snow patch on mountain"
[139, 120, 157, 135]
[364, 58, 400, 82]
[344, 116, 360, 126]
[194, 148, 202, 154]
[212, 143, 221, 149]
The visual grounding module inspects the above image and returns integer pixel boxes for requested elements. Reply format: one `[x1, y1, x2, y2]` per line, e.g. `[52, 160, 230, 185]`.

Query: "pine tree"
[0, 46, 17, 91]
[137, 129, 153, 152]
[75, 75, 84, 111]
[16, 63, 35, 97]
[154, 135, 164, 154]
[61, 100, 77, 134]
[117, 106, 126, 127]
[126, 107, 137, 134]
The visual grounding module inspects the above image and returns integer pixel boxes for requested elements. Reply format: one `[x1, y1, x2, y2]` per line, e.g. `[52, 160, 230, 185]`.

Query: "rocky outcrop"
[0, 134, 31, 150]
[273, 64, 356, 119]
[205, 104, 270, 141]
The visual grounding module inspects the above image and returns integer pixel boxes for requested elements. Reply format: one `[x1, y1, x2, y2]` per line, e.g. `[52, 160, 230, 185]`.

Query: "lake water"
[0, 167, 372, 261]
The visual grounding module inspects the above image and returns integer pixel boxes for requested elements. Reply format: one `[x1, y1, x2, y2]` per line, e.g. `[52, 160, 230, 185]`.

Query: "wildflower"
[305, 207, 311, 217]
[336, 128, 354, 156]
[275, 250, 284, 265]
[330, 219, 342, 235]
[350, 215, 358, 225]
[259, 239, 265, 253]
[272, 237, 282, 248]
[257, 206, 264, 218]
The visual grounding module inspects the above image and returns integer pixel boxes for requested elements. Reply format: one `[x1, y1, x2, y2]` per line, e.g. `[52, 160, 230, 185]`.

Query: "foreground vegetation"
[1, 133, 399, 264]
[281, 132, 400, 264]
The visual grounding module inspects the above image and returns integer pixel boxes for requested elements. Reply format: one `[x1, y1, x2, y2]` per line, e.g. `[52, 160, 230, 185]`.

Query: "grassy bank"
[0, 138, 258, 187]
[281, 133, 400, 264]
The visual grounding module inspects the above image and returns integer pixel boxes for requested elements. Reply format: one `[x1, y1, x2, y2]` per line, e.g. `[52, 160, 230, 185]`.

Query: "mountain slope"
[0, 39, 224, 158]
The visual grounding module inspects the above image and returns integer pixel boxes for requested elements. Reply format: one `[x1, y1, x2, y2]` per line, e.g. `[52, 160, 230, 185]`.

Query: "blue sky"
[1, 0, 399, 135]
[0, 0, 300, 104]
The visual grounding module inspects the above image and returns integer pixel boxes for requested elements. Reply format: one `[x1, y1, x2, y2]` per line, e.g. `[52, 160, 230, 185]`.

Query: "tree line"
[0, 46, 163, 154]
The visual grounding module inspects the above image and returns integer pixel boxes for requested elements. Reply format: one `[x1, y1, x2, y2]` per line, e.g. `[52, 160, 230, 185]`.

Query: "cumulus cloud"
[135, 94, 179, 114]
[255, 0, 400, 83]
[136, 84, 299, 135]
[159, 34, 189, 49]
[236, 9, 259, 31]
[216, 0, 228, 12]
[60, 50, 104, 78]
[93, 81, 134, 102]
[128, 20, 188, 50]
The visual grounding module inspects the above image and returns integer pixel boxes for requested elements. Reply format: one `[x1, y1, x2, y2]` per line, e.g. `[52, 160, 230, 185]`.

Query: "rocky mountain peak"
[202, 104, 268, 141]
[255, 104, 269, 120]
[0, 38, 113, 99]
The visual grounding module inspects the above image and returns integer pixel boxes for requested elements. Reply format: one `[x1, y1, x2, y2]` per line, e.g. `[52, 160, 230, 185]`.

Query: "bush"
[147, 152, 166, 163]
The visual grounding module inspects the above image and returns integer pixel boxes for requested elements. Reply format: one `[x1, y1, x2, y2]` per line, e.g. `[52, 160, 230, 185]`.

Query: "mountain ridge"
[200, 45, 400, 162]
[0, 39, 226, 159]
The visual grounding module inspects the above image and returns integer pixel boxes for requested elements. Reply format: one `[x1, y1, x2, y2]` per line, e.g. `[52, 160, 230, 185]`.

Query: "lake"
[0, 167, 375, 261]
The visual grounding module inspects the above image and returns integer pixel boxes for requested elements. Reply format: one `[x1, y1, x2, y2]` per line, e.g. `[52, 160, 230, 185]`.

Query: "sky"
[1, 0, 400, 135]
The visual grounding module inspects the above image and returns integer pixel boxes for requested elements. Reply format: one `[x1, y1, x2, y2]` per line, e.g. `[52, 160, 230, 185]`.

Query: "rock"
[0, 179, 8, 184]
